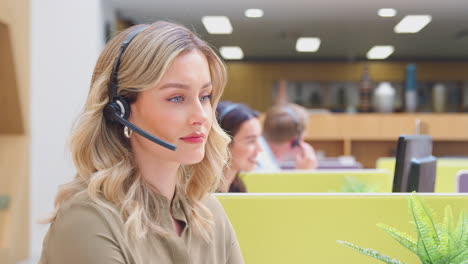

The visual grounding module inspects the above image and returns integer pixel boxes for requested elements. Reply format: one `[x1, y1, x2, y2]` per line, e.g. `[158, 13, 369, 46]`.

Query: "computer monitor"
[393, 134, 436, 192]
[407, 156, 437, 192]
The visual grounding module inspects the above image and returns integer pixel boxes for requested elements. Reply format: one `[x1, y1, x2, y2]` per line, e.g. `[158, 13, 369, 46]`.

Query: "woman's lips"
[180, 136, 204, 144]
[180, 133, 205, 144]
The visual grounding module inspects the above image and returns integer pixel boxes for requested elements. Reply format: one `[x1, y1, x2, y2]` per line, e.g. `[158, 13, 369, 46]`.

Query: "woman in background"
[39, 21, 243, 264]
[216, 101, 263, 192]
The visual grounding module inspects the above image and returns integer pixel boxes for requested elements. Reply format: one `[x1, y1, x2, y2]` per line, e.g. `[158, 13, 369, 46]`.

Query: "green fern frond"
[442, 206, 454, 234]
[438, 206, 455, 258]
[409, 195, 441, 263]
[455, 211, 468, 241]
[337, 240, 406, 264]
[447, 247, 468, 264]
[339, 196, 468, 264]
[338, 176, 379, 192]
[377, 223, 417, 253]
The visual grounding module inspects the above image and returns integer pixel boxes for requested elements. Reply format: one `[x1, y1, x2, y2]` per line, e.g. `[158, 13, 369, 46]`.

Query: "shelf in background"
[304, 113, 468, 167]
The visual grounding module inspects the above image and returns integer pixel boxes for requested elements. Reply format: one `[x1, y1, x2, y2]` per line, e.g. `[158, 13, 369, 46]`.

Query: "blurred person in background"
[257, 103, 318, 170]
[216, 101, 262, 192]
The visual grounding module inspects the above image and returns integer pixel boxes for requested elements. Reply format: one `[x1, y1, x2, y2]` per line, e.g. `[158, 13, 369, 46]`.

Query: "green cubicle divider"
[217, 193, 468, 264]
[376, 157, 468, 192]
[240, 169, 393, 193]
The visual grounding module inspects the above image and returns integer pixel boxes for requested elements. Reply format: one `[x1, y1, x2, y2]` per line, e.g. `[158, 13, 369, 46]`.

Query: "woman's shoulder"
[52, 193, 123, 233]
[40, 194, 128, 263]
[200, 193, 231, 225]
[201, 193, 224, 213]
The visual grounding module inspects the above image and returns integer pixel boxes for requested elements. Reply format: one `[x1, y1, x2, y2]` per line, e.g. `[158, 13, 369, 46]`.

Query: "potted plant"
[338, 194, 468, 264]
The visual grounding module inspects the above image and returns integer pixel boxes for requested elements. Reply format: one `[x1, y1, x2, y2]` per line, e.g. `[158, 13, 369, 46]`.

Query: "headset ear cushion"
[104, 102, 119, 122]
[115, 96, 131, 120]
[103, 96, 131, 122]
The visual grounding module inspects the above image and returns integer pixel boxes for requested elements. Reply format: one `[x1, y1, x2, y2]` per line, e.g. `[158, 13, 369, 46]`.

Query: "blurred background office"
[1, 0, 468, 263]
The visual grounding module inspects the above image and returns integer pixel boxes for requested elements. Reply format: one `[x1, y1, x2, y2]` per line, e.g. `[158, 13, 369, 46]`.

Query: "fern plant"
[330, 175, 379, 192]
[338, 195, 468, 264]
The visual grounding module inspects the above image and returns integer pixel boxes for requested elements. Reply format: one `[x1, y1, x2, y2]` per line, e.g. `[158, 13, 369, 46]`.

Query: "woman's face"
[230, 118, 263, 172]
[129, 49, 213, 165]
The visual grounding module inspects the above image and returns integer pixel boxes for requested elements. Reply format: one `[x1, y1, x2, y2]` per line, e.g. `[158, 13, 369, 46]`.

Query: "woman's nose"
[190, 100, 209, 125]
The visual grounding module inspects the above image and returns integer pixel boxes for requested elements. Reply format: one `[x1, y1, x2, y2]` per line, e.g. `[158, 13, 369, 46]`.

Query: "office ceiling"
[109, 0, 468, 61]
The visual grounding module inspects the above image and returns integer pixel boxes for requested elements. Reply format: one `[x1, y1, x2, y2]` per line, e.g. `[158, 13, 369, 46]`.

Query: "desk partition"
[377, 157, 468, 192]
[217, 193, 468, 264]
[241, 169, 392, 193]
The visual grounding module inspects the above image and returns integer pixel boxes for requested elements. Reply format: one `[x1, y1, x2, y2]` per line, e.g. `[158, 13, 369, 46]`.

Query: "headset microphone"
[103, 25, 177, 151]
[284, 107, 301, 148]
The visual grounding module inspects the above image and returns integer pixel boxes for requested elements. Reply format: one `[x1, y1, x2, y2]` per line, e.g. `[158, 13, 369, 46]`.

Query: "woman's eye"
[200, 94, 212, 102]
[168, 96, 184, 103]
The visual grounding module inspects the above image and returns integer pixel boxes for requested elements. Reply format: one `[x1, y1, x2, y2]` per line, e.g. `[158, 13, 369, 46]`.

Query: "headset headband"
[284, 107, 301, 132]
[108, 25, 149, 100]
[218, 103, 240, 123]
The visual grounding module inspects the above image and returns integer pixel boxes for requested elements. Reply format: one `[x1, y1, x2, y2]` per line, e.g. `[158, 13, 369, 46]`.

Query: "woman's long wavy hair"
[46, 21, 231, 242]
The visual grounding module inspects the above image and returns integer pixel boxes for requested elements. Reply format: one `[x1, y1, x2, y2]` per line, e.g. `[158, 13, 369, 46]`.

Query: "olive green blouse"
[39, 192, 244, 264]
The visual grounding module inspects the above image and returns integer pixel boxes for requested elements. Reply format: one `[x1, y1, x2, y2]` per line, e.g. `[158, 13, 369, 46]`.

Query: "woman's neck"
[132, 146, 180, 203]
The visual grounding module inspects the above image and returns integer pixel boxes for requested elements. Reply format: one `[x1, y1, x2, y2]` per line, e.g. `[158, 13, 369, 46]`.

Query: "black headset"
[217, 103, 240, 124]
[283, 107, 302, 148]
[103, 25, 177, 151]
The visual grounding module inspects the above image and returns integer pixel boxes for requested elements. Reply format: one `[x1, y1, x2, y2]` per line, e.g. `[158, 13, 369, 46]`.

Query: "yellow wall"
[224, 61, 468, 111]
[0, 0, 30, 262]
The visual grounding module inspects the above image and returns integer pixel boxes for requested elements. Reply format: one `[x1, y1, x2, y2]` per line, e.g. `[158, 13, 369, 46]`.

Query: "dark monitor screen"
[393, 134, 436, 192]
[407, 156, 437, 192]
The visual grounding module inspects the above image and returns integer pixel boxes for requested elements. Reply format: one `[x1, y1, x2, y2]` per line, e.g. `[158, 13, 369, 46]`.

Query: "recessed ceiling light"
[378, 8, 397, 17]
[366, 45, 394, 60]
[220, 46, 244, 60]
[245, 9, 264, 18]
[296, 37, 321, 52]
[202, 16, 233, 34]
[394, 15, 432, 33]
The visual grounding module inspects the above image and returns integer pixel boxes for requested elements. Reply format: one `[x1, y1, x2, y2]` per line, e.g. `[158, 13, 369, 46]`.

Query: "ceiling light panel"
[220, 46, 244, 60]
[394, 15, 432, 33]
[245, 9, 264, 18]
[202, 16, 233, 34]
[296, 37, 321, 52]
[367, 45, 395, 59]
[378, 8, 397, 17]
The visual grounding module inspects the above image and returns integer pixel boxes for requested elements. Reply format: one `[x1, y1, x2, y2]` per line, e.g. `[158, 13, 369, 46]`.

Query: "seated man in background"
[256, 103, 318, 170]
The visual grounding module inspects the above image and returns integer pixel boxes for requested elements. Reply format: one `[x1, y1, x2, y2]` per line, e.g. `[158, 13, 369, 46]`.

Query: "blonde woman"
[39, 21, 243, 264]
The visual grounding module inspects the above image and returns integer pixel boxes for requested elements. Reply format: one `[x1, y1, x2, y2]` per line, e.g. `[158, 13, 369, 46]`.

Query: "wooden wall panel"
[307, 140, 344, 157]
[0, 0, 29, 262]
[0, 22, 23, 133]
[351, 140, 397, 168]
[305, 114, 468, 141]
[433, 141, 468, 157]
[0, 135, 28, 263]
[303, 114, 468, 168]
